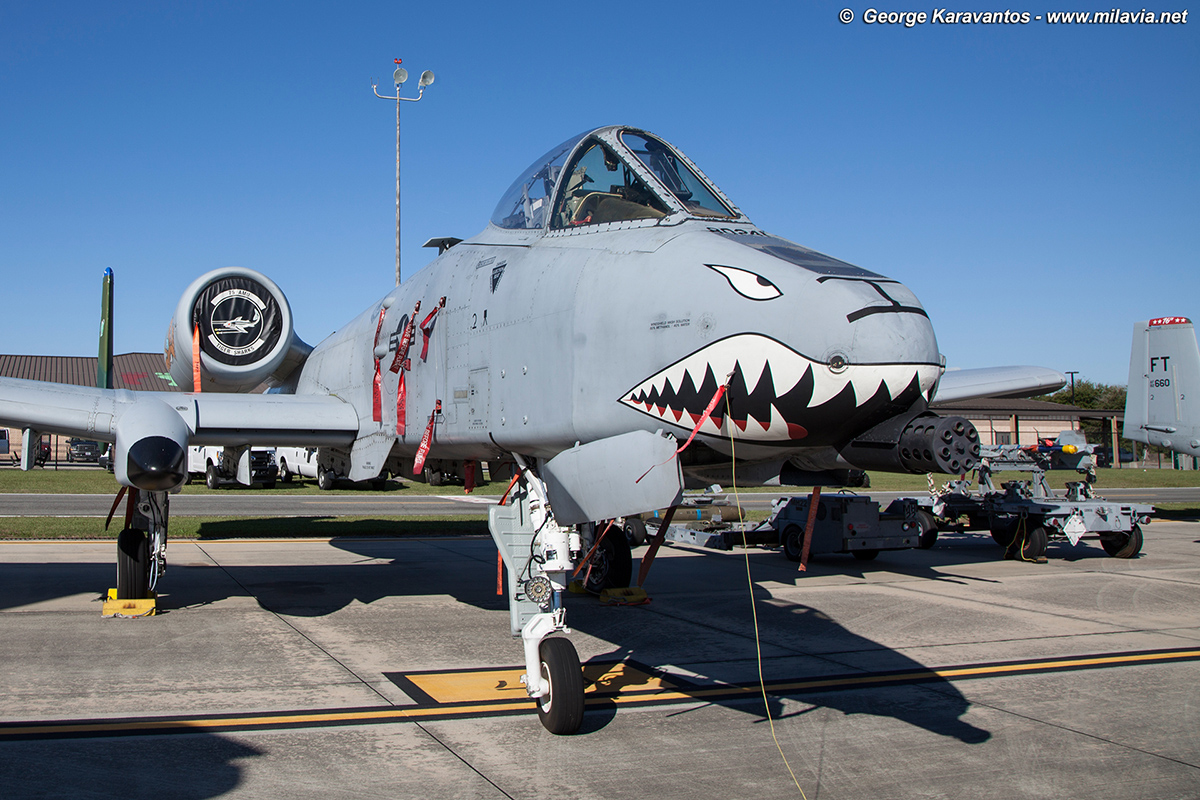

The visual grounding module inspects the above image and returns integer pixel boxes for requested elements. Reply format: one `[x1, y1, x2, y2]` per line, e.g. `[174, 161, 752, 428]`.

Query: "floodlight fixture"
[371, 59, 437, 286]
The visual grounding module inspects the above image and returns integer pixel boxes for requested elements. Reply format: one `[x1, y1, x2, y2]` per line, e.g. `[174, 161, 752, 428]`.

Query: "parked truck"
[188, 445, 278, 489]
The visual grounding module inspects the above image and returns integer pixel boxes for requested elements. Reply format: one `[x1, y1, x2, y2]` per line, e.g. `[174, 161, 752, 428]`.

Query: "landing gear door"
[542, 429, 683, 527]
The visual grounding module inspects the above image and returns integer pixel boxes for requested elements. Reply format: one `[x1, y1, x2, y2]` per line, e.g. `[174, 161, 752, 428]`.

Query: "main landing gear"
[489, 459, 587, 734]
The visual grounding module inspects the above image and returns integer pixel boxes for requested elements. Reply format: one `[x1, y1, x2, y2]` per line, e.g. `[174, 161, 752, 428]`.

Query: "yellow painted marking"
[0, 703, 525, 738]
[404, 662, 676, 704]
[758, 649, 1200, 695]
[3, 648, 1198, 739]
[406, 668, 530, 703]
[584, 661, 677, 696]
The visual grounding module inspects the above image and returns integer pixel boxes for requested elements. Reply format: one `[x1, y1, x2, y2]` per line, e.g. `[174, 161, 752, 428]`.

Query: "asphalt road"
[2, 522, 1198, 798]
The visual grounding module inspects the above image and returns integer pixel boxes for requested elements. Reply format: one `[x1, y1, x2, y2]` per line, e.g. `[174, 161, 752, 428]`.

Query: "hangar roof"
[935, 396, 1122, 421]
[0, 353, 179, 392]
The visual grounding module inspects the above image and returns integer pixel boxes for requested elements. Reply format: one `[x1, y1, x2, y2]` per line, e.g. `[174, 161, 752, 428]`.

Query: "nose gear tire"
[536, 637, 584, 735]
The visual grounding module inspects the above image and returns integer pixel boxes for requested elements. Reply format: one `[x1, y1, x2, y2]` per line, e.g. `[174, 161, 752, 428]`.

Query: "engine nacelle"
[165, 267, 309, 392]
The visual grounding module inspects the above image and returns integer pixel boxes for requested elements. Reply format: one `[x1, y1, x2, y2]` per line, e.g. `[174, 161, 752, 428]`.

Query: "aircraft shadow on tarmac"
[5, 525, 998, 746]
[0, 730, 262, 800]
[564, 550, 994, 743]
[0, 540, 1018, 796]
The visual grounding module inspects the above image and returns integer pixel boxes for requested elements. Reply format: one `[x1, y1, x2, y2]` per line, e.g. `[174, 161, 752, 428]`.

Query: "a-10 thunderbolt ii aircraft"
[1125, 316, 1200, 458]
[0, 125, 1064, 733]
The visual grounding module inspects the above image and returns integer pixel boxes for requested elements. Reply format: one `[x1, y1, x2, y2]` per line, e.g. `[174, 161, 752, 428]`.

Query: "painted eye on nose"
[706, 264, 782, 301]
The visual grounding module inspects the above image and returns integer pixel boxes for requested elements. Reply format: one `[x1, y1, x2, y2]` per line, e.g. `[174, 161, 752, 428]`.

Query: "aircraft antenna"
[372, 59, 436, 287]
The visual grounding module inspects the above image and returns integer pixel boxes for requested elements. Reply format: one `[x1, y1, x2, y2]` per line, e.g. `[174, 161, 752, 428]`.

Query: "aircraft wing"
[930, 366, 1066, 405]
[0, 377, 359, 447]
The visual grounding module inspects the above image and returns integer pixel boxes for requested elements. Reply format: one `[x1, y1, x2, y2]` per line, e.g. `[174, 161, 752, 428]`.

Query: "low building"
[933, 396, 1131, 466]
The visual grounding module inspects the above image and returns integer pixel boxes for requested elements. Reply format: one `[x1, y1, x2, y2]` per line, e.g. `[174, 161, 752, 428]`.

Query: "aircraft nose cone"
[126, 436, 187, 491]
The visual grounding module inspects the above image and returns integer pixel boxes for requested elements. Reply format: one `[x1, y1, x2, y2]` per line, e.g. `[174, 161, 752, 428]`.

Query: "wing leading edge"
[931, 366, 1066, 405]
[0, 376, 358, 452]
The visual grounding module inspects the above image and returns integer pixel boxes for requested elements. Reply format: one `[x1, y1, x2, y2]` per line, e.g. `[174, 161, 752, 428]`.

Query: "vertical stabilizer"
[97, 268, 114, 389]
[1124, 317, 1200, 457]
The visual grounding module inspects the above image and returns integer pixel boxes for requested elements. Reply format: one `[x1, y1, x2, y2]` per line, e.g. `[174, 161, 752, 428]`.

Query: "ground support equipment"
[914, 445, 1154, 560]
[766, 494, 922, 562]
[101, 588, 157, 618]
[635, 491, 922, 562]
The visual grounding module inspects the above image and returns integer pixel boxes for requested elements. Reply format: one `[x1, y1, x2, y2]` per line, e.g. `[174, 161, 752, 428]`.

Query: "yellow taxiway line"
[2, 647, 1197, 740]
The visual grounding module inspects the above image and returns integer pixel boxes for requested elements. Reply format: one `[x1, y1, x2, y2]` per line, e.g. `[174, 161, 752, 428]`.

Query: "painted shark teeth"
[620, 334, 940, 442]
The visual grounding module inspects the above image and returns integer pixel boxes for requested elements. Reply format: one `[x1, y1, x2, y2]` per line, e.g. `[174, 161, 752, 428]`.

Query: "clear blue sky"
[2, 1, 1196, 385]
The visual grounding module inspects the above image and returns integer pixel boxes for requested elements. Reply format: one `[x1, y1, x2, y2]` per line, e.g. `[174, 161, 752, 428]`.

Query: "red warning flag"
[419, 296, 446, 362]
[389, 301, 420, 374]
[192, 325, 202, 392]
[372, 361, 383, 422]
[373, 305, 386, 347]
[395, 371, 407, 436]
[413, 400, 441, 475]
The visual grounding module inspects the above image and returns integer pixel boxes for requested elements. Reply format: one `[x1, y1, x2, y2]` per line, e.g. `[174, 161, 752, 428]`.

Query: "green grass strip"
[0, 516, 490, 540]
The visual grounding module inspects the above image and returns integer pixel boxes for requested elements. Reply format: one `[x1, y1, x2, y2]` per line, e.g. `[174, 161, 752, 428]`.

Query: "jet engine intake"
[840, 412, 980, 475]
[165, 267, 310, 392]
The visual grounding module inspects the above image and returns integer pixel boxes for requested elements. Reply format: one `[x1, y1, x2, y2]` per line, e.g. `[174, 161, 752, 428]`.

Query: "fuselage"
[296, 208, 942, 473]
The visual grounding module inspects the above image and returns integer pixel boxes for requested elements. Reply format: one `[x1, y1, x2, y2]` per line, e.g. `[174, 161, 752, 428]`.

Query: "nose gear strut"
[488, 455, 586, 734]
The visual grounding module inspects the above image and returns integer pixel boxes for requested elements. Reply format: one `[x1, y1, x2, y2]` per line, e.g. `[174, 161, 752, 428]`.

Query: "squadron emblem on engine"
[208, 288, 267, 357]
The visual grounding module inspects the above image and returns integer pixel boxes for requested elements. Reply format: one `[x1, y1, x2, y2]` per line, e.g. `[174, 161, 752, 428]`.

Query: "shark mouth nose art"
[620, 334, 941, 444]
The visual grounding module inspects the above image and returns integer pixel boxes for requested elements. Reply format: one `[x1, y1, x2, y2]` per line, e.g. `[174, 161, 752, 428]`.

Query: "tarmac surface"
[2, 521, 1199, 799]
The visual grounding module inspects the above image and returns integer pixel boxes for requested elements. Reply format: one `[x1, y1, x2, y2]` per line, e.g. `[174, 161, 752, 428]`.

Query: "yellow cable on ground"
[726, 394, 809, 799]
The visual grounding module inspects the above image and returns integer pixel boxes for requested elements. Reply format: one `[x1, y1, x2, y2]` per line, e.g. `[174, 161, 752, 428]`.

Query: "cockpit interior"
[491, 127, 737, 232]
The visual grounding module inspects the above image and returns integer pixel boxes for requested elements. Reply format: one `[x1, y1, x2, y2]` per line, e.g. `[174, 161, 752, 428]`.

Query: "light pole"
[373, 60, 435, 287]
[1065, 371, 1079, 405]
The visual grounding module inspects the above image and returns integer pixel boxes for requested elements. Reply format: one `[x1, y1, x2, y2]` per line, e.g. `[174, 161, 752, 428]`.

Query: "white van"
[276, 446, 319, 483]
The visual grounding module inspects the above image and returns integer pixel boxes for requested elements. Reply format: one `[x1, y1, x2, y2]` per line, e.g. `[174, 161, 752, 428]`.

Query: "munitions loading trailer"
[915, 444, 1154, 560]
[636, 490, 926, 561]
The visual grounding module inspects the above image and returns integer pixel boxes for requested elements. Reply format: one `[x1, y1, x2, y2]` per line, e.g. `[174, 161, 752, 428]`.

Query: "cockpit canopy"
[490, 126, 740, 231]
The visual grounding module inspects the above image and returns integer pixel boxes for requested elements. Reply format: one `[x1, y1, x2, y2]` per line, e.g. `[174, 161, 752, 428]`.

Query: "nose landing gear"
[489, 460, 586, 734]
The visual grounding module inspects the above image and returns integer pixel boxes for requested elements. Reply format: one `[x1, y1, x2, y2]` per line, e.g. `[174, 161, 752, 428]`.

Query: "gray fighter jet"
[1125, 316, 1200, 458]
[0, 125, 1065, 733]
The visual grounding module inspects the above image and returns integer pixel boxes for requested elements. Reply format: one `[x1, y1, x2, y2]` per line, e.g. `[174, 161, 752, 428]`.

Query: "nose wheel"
[536, 637, 585, 734]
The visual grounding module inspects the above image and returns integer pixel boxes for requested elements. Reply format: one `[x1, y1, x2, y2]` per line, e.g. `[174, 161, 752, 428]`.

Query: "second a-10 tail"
[1125, 317, 1200, 458]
